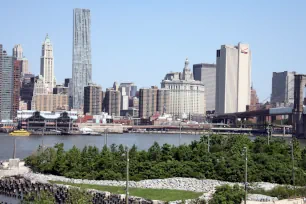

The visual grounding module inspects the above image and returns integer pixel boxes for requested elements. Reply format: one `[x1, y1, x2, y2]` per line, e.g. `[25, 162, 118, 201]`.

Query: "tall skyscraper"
[0, 47, 21, 120]
[40, 34, 56, 92]
[20, 74, 35, 110]
[271, 71, 295, 106]
[64, 78, 73, 109]
[31, 94, 69, 111]
[103, 89, 121, 116]
[12, 60, 21, 119]
[161, 58, 206, 119]
[138, 87, 170, 119]
[119, 82, 137, 97]
[13, 44, 23, 60]
[31, 75, 68, 111]
[72, 8, 92, 110]
[215, 43, 251, 115]
[193, 63, 216, 111]
[139, 87, 158, 119]
[84, 83, 102, 115]
[157, 89, 170, 115]
[0, 45, 3, 120]
[21, 58, 29, 74]
[13, 44, 30, 76]
[0, 50, 14, 120]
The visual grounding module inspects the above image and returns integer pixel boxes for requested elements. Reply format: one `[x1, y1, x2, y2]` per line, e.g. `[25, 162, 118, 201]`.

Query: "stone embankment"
[0, 176, 157, 204]
[0, 166, 290, 203]
[22, 172, 279, 193]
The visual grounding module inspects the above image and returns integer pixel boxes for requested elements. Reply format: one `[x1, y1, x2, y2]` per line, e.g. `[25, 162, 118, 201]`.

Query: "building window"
[216, 50, 221, 57]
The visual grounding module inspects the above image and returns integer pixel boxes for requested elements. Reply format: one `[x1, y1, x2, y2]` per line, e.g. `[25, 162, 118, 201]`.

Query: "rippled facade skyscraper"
[72, 8, 92, 110]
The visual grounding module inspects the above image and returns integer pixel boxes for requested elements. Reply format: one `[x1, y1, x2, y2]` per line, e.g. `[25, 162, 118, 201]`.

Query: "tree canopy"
[25, 135, 306, 186]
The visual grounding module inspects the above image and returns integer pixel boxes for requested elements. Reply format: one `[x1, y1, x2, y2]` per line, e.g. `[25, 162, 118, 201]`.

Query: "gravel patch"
[247, 194, 278, 202]
[21, 172, 281, 196]
[0, 171, 287, 202]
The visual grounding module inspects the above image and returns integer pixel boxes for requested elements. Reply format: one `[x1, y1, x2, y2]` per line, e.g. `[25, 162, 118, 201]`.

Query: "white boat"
[80, 127, 101, 136]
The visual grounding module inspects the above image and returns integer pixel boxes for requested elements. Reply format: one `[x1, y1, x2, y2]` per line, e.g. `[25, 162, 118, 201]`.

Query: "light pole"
[291, 140, 295, 198]
[207, 130, 210, 153]
[243, 146, 248, 204]
[13, 138, 16, 159]
[125, 147, 129, 204]
[179, 122, 182, 146]
[104, 129, 107, 146]
[106, 128, 108, 146]
[267, 124, 271, 145]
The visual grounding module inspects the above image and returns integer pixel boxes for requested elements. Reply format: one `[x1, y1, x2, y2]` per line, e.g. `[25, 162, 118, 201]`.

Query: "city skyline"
[0, 1, 305, 101]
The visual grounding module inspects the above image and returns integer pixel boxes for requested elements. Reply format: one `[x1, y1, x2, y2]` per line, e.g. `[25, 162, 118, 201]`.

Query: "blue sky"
[1, 0, 305, 101]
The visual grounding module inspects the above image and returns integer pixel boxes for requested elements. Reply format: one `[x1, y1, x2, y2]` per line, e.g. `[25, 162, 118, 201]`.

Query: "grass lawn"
[49, 180, 203, 201]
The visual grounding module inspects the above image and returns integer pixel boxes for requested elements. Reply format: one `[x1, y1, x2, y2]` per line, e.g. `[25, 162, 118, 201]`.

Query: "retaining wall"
[0, 176, 161, 204]
[244, 198, 305, 204]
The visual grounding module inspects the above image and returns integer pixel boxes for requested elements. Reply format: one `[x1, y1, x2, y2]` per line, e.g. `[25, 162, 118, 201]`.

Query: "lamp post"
[125, 147, 129, 204]
[243, 147, 248, 204]
[179, 122, 182, 146]
[207, 130, 210, 153]
[267, 124, 271, 145]
[104, 129, 106, 146]
[104, 128, 108, 147]
[106, 128, 108, 146]
[13, 138, 16, 159]
[291, 140, 295, 198]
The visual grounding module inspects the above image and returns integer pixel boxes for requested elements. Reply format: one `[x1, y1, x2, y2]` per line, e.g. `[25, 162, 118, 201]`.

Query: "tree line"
[25, 134, 306, 185]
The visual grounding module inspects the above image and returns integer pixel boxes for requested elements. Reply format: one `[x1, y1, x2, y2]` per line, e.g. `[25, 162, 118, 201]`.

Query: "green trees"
[22, 191, 55, 204]
[25, 134, 306, 185]
[209, 184, 244, 204]
[21, 188, 93, 204]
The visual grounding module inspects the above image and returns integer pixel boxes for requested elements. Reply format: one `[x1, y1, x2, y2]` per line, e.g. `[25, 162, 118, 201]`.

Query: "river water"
[0, 133, 202, 160]
[1, 133, 306, 160]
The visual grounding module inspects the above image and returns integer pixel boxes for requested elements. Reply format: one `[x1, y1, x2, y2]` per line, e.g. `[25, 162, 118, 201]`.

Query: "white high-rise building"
[215, 43, 252, 115]
[40, 34, 56, 93]
[21, 58, 29, 74]
[119, 86, 130, 111]
[161, 58, 206, 119]
[13, 44, 23, 60]
[72, 8, 92, 110]
[12, 45, 30, 75]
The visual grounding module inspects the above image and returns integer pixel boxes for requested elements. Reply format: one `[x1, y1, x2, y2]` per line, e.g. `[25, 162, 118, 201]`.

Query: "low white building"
[17, 110, 78, 120]
[93, 112, 112, 124]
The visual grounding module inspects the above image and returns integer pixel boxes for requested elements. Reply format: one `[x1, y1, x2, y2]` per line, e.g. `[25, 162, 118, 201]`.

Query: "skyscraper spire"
[12, 44, 23, 60]
[182, 58, 193, 81]
[184, 57, 189, 69]
[40, 34, 55, 92]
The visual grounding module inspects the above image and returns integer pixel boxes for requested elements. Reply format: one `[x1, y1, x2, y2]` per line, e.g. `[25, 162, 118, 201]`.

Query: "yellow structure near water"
[9, 129, 31, 136]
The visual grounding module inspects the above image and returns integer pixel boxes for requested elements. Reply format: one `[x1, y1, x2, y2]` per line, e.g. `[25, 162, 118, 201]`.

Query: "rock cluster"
[247, 194, 278, 202]
[23, 173, 239, 192]
[23, 173, 279, 193]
